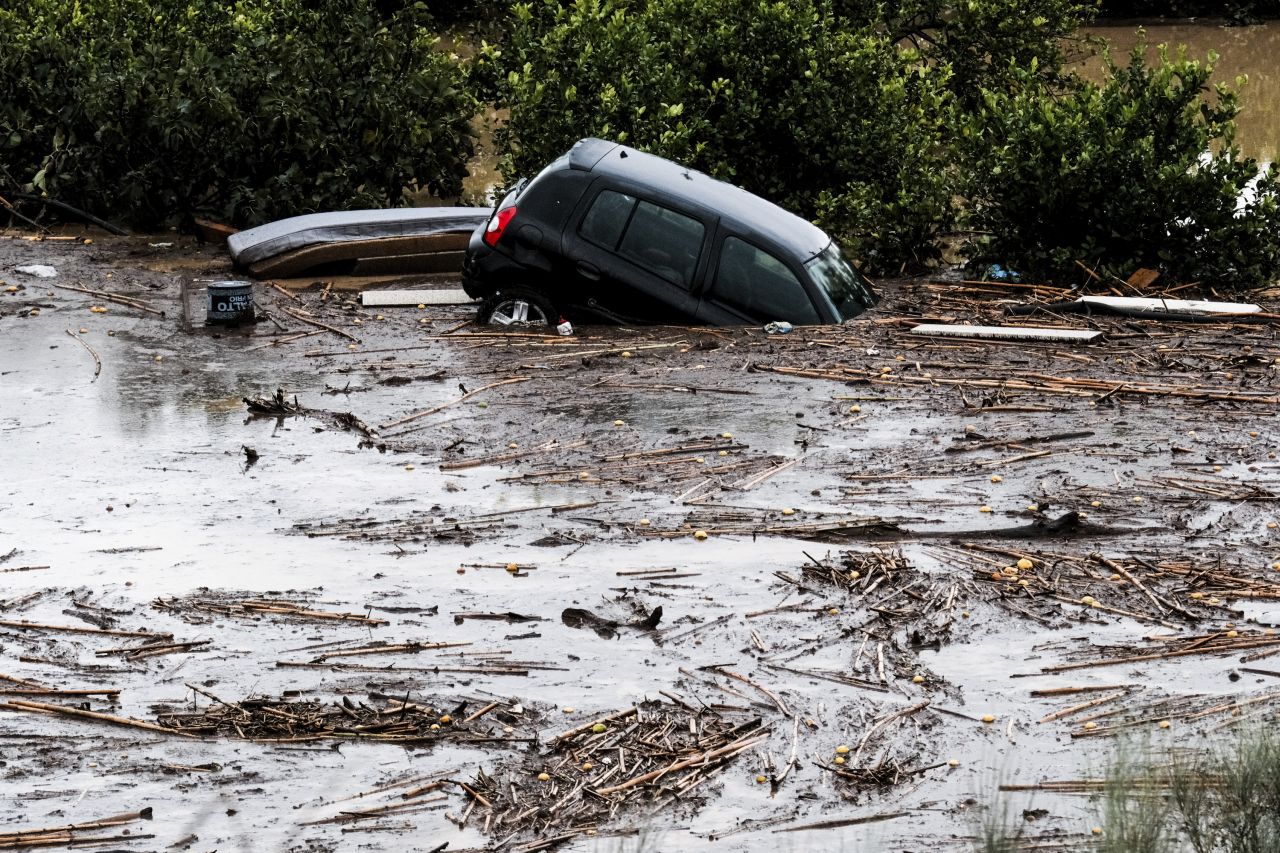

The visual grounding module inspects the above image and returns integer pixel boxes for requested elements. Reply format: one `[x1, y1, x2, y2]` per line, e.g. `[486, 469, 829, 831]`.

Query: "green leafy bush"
[0, 0, 476, 227]
[959, 44, 1280, 288]
[493, 0, 954, 273]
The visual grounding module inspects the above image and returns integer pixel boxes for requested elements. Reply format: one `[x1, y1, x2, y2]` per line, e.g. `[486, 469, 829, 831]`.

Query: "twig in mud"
[64, 329, 101, 380]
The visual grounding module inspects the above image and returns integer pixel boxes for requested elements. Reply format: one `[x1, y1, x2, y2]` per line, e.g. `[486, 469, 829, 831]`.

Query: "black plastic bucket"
[206, 280, 255, 325]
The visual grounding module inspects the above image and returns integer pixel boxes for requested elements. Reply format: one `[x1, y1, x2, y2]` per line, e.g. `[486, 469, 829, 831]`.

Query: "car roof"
[566, 138, 831, 260]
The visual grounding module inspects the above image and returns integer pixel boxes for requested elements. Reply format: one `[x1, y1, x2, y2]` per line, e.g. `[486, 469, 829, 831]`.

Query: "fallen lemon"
[979, 505, 993, 513]
[693, 530, 709, 541]
[1017, 558, 1034, 571]
[835, 745, 850, 754]
[981, 714, 995, 724]
[592, 723, 607, 733]
[781, 508, 796, 516]
[991, 475, 1003, 483]
[537, 772, 550, 782]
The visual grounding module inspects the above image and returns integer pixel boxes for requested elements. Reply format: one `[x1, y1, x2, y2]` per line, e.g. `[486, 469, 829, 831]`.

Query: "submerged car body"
[461, 138, 877, 327]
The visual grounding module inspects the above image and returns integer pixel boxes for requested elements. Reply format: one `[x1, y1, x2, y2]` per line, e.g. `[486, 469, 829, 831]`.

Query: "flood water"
[1085, 21, 1280, 164]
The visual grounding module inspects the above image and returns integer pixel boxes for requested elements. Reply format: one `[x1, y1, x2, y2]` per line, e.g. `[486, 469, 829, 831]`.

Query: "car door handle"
[576, 261, 601, 281]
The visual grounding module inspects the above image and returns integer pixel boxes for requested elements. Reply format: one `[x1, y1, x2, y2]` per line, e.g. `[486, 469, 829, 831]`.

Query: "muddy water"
[1085, 21, 1280, 163]
[3, 236, 1280, 852]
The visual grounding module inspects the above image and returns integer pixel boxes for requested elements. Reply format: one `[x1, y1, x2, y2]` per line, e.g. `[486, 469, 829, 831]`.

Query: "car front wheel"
[476, 287, 558, 328]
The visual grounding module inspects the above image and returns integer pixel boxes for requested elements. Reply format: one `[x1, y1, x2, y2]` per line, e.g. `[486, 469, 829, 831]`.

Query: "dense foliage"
[0, 0, 475, 227]
[492, 0, 1280, 287]
[492, 0, 955, 272]
[960, 45, 1280, 288]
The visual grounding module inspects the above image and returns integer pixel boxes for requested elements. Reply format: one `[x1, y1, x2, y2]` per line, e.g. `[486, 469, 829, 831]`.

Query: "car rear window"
[710, 237, 821, 324]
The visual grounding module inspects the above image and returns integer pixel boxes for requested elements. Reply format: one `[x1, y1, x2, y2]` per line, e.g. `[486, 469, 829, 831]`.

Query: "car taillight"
[483, 206, 517, 248]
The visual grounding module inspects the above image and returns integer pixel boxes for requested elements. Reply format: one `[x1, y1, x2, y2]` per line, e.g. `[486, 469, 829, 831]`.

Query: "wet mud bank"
[2, 232, 1279, 852]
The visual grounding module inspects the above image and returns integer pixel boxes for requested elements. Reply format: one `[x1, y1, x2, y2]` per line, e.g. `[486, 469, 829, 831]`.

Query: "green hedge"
[960, 44, 1280, 289]
[491, 0, 954, 274]
[0, 0, 476, 228]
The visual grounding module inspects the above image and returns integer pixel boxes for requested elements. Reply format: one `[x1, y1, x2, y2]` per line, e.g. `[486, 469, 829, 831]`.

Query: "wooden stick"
[0, 619, 168, 638]
[48, 282, 164, 316]
[64, 329, 102, 380]
[380, 377, 531, 431]
[551, 706, 639, 745]
[279, 305, 360, 342]
[593, 732, 769, 796]
[3, 699, 194, 737]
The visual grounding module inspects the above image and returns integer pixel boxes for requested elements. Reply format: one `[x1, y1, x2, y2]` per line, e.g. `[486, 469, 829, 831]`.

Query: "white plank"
[910, 324, 1102, 343]
[1078, 295, 1260, 314]
[360, 289, 475, 307]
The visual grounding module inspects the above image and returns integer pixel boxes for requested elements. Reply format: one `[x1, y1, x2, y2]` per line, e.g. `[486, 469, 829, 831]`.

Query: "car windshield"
[804, 242, 877, 321]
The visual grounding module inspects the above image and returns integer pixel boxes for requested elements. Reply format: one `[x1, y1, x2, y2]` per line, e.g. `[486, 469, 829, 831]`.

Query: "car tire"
[476, 287, 558, 328]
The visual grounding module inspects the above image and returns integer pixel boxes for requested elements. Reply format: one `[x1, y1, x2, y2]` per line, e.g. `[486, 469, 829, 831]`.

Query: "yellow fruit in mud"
[990, 572, 1003, 581]
[1273, 562, 1280, 571]
[4, 286, 16, 293]
[979, 505, 993, 513]
[439, 715, 451, 724]
[962, 611, 970, 618]
[346, 343, 358, 350]
[1208, 597, 1221, 605]
[582, 762, 593, 771]
[78, 327, 88, 334]
[756, 774, 767, 784]
[834, 757, 846, 765]
[721, 432, 733, 439]
[1158, 720, 1171, 729]
[781, 508, 796, 516]
[592, 723, 607, 733]
[83, 238, 93, 245]
[1132, 496, 1143, 503]
[1091, 500, 1101, 507]
[620, 351, 633, 358]
[827, 607, 840, 616]
[430, 724, 440, 730]
[404, 464, 415, 471]
[990, 475, 1003, 483]
[508, 442, 518, 449]
[981, 714, 995, 724]
[880, 366, 891, 373]
[375, 315, 384, 320]
[417, 303, 426, 309]
[1081, 596, 1096, 606]
[1027, 504, 1039, 511]
[1018, 580, 1029, 587]
[912, 675, 925, 684]
[1017, 558, 1034, 571]
[693, 530, 709, 540]
[613, 419, 625, 426]
[849, 404, 861, 413]
[1084, 722, 1097, 730]
[1251, 431, 1260, 438]
[835, 745, 850, 754]
[28, 308, 39, 316]
[948, 759, 960, 767]
[562, 707, 574, 714]
[1190, 592, 1204, 600]
[1226, 630, 1239, 638]
[1213, 465, 1224, 473]
[505, 563, 519, 573]
[503, 726, 514, 734]
[718, 450, 728, 457]
[849, 571, 860, 580]
[578, 471, 591, 480]
[1092, 827, 1103, 836]
[537, 772, 550, 782]
[694, 456, 705, 464]
[638, 518, 651, 526]
[1268, 522, 1278, 530]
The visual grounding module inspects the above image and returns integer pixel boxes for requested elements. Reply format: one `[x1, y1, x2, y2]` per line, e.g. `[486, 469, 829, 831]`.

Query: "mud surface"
[2, 230, 1279, 852]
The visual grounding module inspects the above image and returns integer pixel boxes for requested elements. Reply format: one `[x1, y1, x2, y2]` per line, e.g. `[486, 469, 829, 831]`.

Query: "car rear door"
[695, 228, 827, 325]
[561, 182, 709, 323]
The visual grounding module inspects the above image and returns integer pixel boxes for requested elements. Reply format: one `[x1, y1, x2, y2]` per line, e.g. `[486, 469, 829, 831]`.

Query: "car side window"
[616, 201, 705, 289]
[579, 189, 636, 250]
[709, 237, 821, 324]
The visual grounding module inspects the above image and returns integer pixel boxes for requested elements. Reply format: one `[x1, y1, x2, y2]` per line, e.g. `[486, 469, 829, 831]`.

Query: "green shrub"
[0, 0, 476, 227]
[959, 43, 1280, 289]
[493, 0, 954, 274]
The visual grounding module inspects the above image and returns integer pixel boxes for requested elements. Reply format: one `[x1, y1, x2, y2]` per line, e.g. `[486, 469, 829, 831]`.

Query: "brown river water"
[1087, 21, 1280, 164]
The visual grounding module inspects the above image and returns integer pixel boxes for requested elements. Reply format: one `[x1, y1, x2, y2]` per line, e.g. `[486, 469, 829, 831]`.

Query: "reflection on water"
[1084, 22, 1280, 164]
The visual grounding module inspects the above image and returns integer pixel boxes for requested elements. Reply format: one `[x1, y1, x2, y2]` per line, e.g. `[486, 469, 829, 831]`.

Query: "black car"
[461, 138, 877, 327]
